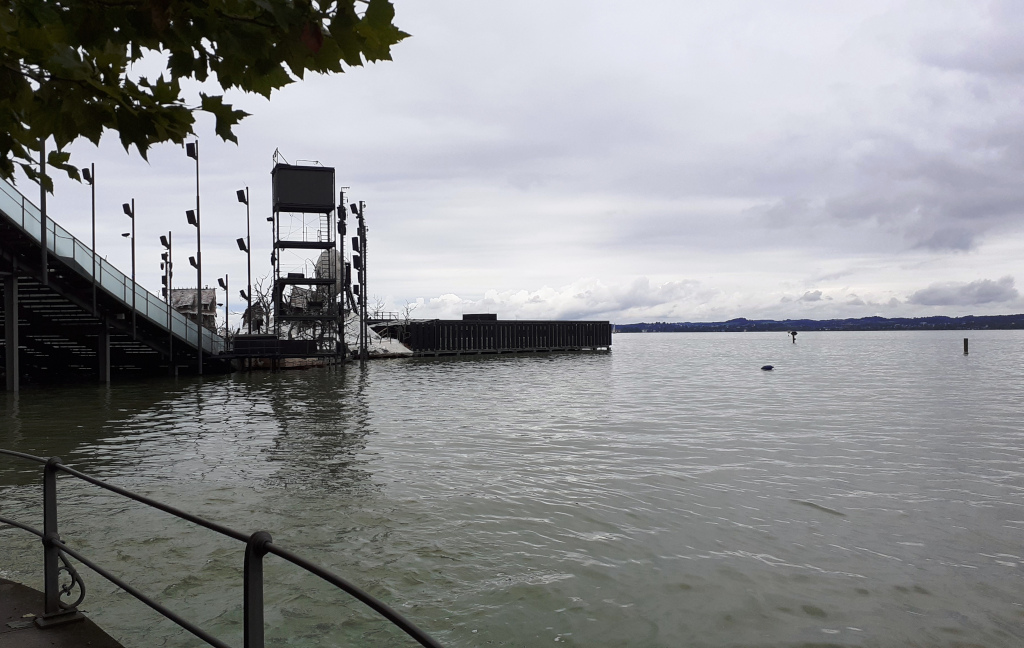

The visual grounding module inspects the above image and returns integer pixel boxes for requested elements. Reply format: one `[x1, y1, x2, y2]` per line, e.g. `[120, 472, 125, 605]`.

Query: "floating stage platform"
[370, 314, 612, 357]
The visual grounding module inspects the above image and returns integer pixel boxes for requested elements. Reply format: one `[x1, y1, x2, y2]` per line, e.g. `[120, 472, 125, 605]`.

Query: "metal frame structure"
[0, 449, 443, 648]
[270, 160, 341, 359]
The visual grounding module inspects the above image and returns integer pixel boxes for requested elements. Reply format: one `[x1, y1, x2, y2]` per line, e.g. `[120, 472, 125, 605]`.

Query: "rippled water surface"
[2, 331, 1023, 647]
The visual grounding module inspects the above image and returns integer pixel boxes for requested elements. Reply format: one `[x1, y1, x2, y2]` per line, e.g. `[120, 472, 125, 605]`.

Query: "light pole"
[350, 201, 367, 364]
[218, 275, 229, 337]
[185, 140, 202, 375]
[159, 233, 172, 304]
[338, 188, 347, 357]
[186, 210, 202, 374]
[160, 232, 173, 370]
[39, 140, 47, 287]
[121, 200, 135, 339]
[83, 164, 96, 314]
[236, 187, 252, 335]
[267, 208, 275, 337]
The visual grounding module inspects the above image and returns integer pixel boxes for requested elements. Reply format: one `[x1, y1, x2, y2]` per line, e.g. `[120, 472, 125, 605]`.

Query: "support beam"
[168, 336, 175, 376]
[98, 322, 110, 384]
[39, 141, 48, 287]
[4, 274, 18, 392]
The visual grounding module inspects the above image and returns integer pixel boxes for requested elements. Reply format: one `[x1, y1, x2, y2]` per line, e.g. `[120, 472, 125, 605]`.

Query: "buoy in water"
[761, 365, 774, 371]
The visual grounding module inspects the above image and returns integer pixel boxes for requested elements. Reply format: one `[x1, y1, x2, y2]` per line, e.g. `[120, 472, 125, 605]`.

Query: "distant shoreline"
[613, 314, 1024, 333]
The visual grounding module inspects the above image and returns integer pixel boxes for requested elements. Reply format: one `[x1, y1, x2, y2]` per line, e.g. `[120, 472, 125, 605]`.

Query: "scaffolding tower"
[271, 161, 342, 358]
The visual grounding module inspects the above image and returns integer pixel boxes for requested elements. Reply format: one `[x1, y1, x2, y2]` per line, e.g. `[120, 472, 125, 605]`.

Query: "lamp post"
[350, 201, 367, 364]
[218, 275, 229, 337]
[185, 140, 202, 375]
[236, 187, 252, 335]
[39, 140, 47, 286]
[338, 188, 347, 356]
[160, 232, 173, 368]
[186, 209, 203, 374]
[159, 233, 172, 304]
[83, 164, 96, 314]
[267, 208, 275, 338]
[121, 200, 135, 339]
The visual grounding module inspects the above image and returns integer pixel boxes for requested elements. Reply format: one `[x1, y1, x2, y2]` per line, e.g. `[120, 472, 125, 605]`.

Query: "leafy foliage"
[0, 0, 408, 189]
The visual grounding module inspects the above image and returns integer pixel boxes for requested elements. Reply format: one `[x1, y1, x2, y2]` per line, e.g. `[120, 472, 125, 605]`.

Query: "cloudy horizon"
[11, 0, 1024, 325]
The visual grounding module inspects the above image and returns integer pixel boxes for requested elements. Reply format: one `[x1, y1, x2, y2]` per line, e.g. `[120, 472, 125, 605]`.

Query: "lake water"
[1, 331, 1022, 647]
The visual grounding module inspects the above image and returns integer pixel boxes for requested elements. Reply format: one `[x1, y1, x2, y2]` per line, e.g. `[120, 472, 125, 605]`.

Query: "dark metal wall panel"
[404, 320, 611, 354]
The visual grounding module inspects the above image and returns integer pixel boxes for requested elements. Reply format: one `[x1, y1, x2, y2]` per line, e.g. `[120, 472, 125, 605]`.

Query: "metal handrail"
[0, 176, 226, 355]
[0, 448, 443, 648]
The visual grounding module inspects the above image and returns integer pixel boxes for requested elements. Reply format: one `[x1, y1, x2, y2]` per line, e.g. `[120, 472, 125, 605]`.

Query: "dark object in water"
[791, 499, 846, 517]
[761, 365, 774, 371]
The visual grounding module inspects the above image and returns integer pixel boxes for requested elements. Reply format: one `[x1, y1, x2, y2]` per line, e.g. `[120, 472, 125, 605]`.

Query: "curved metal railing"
[0, 448, 443, 648]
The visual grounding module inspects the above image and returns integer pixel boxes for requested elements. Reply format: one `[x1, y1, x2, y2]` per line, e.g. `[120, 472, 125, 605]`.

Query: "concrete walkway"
[0, 579, 123, 648]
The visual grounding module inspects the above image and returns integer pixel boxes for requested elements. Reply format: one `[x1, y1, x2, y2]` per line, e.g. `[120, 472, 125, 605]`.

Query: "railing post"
[42, 456, 61, 614]
[244, 531, 272, 648]
[36, 457, 84, 627]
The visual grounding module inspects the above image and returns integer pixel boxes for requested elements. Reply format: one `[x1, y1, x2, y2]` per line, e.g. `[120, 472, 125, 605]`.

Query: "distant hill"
[614, 314, 1024, 333]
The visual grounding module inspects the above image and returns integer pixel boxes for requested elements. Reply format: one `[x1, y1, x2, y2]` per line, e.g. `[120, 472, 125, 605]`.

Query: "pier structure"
[370, 314, 612, 357]
[0, 177, 228, 390]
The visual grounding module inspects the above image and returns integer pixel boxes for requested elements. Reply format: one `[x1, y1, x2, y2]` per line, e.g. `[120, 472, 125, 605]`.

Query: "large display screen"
[272, 164, 335, 213]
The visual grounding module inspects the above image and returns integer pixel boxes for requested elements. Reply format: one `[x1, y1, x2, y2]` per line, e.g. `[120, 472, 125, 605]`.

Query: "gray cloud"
[24, 1, 1024, 324]
[907, 276, 1018, 306]
[410, 277, 718, 322]
[917, 0, 1024, 77]
[799, 290, 823, 302]
[738, 2, 1024, 255]
[749, 117, 1024, 253]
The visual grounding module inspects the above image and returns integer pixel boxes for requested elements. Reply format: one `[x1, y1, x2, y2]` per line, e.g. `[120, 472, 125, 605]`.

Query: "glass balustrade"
[0, 176, 225, 353]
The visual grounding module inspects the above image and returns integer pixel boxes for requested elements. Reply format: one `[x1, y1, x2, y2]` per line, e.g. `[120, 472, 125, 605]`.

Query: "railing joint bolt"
[250, 530, 273, 556]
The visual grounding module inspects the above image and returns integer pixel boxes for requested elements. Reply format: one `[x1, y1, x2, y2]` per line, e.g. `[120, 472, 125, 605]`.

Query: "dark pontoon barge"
[371, 314, 612, 357]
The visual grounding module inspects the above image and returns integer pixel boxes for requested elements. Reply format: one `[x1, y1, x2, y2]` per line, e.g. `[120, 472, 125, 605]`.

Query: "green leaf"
[1, 0, 409, 189]
[200, 93, 249, 142]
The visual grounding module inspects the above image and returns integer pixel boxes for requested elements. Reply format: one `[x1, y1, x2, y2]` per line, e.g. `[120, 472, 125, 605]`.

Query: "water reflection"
[258, 364, 374, 492]
[0, 379, 173, 484]
[0, 367, 385, 508]
[1, 391, 21, 447]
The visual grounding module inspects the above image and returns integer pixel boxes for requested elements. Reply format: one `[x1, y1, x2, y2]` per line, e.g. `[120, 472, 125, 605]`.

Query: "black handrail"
[0, 448, 443, 648]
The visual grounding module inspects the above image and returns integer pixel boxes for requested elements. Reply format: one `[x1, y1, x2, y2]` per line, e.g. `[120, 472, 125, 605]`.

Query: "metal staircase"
[0, 176, 227, 390]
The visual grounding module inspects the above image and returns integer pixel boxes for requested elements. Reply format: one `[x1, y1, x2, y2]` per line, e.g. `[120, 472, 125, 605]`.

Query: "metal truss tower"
[270, 161, 341, 358]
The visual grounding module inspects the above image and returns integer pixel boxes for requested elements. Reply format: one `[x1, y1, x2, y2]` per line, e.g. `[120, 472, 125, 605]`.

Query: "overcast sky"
[16, 0, 1024, 324]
